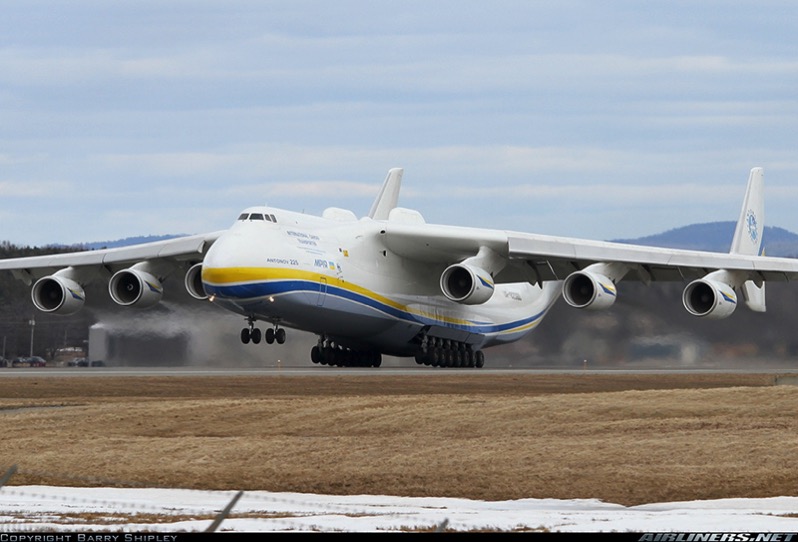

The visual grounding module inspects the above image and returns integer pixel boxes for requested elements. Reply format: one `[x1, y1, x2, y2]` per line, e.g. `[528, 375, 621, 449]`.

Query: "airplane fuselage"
[201, 206, 562, 357]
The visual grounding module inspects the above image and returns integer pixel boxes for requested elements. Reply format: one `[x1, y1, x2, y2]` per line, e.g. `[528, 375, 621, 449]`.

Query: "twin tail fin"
[731, 167, 766, 312]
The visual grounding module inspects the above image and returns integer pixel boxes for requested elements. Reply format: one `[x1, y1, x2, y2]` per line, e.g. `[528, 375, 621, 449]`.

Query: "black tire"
[240, 328, 250, 344]
[251, 328, 262, 344]
[265, 328, 275, 344]
[276, 328, 286, 344]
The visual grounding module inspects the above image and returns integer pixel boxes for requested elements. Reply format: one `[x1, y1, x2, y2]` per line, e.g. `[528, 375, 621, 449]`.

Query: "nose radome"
[202, 230, 248, 270]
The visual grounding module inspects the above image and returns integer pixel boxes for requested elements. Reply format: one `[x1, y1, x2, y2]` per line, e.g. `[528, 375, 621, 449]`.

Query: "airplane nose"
[201, 231, 249, 296]
[202, 230, 238, 271]
[200, 227, 277, 300]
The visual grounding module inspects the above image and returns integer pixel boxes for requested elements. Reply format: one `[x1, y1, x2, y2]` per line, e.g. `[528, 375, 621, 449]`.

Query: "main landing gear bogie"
[311, 338, 382, 368]
[415, 337, 485, 369]
[241, 318, 286, 345]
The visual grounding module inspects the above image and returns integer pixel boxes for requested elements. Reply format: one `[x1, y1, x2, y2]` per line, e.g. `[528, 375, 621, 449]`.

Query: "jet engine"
[562, 270, 617, 310]
[109, 268, 163, 308]
[682, 278, 738, 319]
[32, 274, 85, 315]
[440, 263, 494, 305]
[184, 263, 208, 300]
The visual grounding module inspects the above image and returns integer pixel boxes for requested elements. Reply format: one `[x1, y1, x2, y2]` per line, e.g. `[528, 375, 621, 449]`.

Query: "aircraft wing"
[381, 222, 798, 284]
[0, 231, 224, 284]
[505, 231, 798, 283]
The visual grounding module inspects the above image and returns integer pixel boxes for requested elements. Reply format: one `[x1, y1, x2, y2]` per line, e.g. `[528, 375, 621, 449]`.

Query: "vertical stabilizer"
[730, 167, 766, 312]
[730, 167, 764, 256]
[368, 168, 403, 220]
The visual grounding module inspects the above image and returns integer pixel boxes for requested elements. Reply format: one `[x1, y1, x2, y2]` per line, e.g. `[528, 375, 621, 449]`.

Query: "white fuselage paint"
[201, 206, 562, 357]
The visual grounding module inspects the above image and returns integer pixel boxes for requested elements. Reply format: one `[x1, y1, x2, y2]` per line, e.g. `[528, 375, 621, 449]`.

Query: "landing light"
[269, 296, 275, 303]
[209, 295, 216, 302]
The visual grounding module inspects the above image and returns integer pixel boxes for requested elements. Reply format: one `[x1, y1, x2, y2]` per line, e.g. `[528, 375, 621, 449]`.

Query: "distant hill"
[614, 221, 798, 257]
[78, 235, 186, 250]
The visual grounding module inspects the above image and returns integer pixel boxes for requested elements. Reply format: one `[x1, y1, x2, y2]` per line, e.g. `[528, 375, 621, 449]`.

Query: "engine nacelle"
[109, 268, 163, 308]
[682, 278, 738, 319]
[440, 263, 494, 305]
[562, 270, 617, 310]
[32, 275, 85, 315]
[184, 263, 208, 300]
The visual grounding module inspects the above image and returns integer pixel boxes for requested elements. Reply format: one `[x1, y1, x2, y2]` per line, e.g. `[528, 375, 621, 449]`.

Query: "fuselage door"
[316, 277, 328, 307]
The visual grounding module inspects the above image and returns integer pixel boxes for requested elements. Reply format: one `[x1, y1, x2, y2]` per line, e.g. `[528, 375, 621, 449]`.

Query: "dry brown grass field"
[2, 371, 798, 506]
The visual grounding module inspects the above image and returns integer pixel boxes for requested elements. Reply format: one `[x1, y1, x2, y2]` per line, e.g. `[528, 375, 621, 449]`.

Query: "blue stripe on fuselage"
[205, 279, 545, 335]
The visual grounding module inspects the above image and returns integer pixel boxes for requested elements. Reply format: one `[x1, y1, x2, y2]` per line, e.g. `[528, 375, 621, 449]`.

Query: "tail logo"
[746, 209, 758, 244]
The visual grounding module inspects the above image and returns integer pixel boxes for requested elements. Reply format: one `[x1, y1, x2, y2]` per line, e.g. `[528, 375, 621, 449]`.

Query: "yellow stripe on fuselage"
[201, 266, 520, 330]
[203, 266, 320, 285]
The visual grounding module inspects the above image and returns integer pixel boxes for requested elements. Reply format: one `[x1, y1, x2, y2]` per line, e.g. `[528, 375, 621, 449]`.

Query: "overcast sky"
[1, 1, 797, 246]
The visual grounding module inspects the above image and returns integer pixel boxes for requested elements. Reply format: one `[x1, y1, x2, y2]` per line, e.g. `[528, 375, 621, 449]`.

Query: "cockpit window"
[238, 212, 277, 222]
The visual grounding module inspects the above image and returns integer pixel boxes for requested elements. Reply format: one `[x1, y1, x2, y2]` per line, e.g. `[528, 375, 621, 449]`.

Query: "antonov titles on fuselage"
[1, 167, 796, 368]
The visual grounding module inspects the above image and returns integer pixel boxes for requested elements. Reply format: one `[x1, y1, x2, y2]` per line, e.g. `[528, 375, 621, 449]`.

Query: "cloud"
[0, 180, 71, 197]
[91, 144, 627, 179]
[0, 2, 797, 245]
[227, 181, 378, 198]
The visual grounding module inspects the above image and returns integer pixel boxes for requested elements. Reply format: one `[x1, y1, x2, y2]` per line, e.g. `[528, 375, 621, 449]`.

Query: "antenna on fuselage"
[368, 168, 403, 220]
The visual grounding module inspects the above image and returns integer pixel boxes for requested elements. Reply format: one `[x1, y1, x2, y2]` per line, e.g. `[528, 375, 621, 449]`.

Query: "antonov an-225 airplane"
[1, 167, 797, 368]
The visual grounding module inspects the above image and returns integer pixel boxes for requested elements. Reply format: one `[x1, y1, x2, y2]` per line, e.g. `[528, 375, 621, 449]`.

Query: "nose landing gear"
[241, 317, 286, 345]
[264, 327, 286, 345]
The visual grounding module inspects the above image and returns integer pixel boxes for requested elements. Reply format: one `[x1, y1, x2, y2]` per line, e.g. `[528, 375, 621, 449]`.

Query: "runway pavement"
[2, 364, 798, 378]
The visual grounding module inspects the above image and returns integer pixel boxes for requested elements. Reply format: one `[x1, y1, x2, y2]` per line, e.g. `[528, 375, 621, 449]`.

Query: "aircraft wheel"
[276, 328, 286, 344]
[475, 350, 485, 368]
[240, 328, 250, 344]
[251, 328, 262, 344]
[265, 328, 275, 344]
[311, 346, 321, 364]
